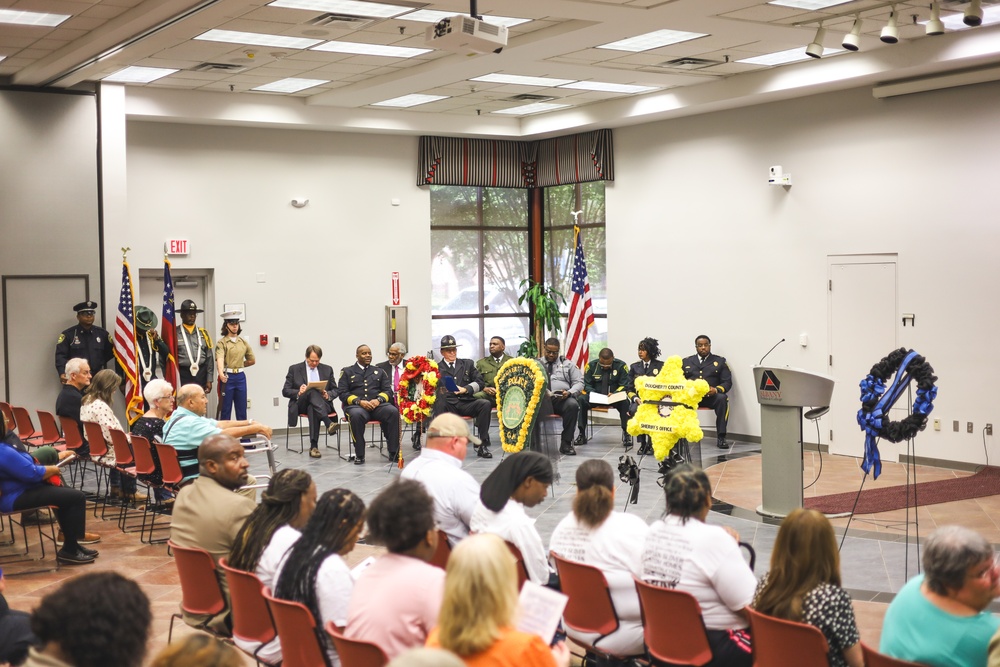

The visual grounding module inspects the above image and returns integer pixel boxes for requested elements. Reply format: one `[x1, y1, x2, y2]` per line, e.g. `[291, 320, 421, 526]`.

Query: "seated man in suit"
[474, 336, 512, 408]
[539, 338, 584, 456]
[282, 344, 339, 459]
[627, 337, 665, 456]
[338, 344, 399, 465]
[682, 335, 733, 449]
[579, 348, 632, 450]
[377, 342, 420, 449]
[432, 335, 492, 459]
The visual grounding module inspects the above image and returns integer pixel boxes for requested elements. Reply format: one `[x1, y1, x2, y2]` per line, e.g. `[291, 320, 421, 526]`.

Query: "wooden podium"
[752, 366, 835, 518]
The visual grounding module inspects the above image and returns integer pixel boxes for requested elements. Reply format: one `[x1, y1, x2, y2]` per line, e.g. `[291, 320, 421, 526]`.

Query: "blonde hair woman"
[427, 533, 569, 667]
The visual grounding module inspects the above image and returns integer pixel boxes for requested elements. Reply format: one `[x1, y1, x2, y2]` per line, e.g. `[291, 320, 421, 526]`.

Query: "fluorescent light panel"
[102, 66, 179, 83]
[401, 10, 531, 27]
[0, 9, 70, 27]
[252, 77, 329, 93]
[493, 102, 570, 115]
[738, 46, 844, 66]
[311, 40, 430, 57]
[195, 29, 323, 49]
[372, 93, 449, 107]
[559, 81, 657, 94]
[597, 29, 707, 52]
[268, 0, 412, 18]
[768, 0, 851, 9]
[471, 73, 575, 87]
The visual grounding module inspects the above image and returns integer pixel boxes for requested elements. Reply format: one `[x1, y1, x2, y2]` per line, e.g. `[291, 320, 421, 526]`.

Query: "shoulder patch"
[57, 334, 65, 343]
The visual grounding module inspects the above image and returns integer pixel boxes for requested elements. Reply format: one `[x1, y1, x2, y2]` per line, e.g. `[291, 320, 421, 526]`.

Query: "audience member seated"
[580, 348, 632, 450]
[682, 335, 733, 450]
[627, 337, 664, 457]
[881, 525, 1000, 667]
[347, 479, 445, 659]
[0, 417, 99, 565]
[162, 384, 271, 484]
[274, 488, 366, 666]
[227, 468, 315, 664]
[470, 451, 555, 587]
[474, 336, 512, 408]
[433, 335, 493, 459]
[282, 344, 339, 459]
[539, 338, 584, 456]
[80, 369, 138, 500]
[24, 572, 150, 667]
[426, 533, 570, 667]
[388, 647, 465, 667]
[55, 358, 92, 457]
[131, 379, 175, 503]
[401, 413, 481, 547]
[0, 569, 36, 666]
[337, 344, 400, 465]
[150, 633, 243, 667]
[752, 509, 861, 667]
[169, 434, 256, 635]
[641, 465, 755, 667]
[549, 459, 648, 657]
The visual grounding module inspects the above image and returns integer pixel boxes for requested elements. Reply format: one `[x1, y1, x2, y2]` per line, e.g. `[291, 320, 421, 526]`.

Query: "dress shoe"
[476, 445, 493, 459]
[57, 531, 101, 546]
[717, 437, 732, 450]
[622, 434, 633, 451]
[573, 434, 588, 446]
[78, 546, 99, 558]
[57, 547, 96, 565]
[353, 457, 366, 465]
[559, 442, 577, 456]
[412, 441, 422, 451]
[309, 447, 322, 459]
[638, 442, 653, 456]
[327, 421, 340, 436]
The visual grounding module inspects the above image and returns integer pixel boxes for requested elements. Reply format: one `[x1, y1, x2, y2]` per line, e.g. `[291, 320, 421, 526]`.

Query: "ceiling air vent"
[503, 93, 555, 102]
[306, 13, 374, 29]
[191, 62, 247, 73]
[656, 57, 724, 70]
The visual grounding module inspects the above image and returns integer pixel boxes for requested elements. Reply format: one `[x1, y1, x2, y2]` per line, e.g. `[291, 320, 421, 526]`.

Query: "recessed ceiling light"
[737, 46, 843, 66]
[768, 0, 851, 10]
[471, 73, 575, 87]
[195, 29, 323, 49]
[493, 102, 571, 115]
[268, 0, 412, 18]
[102, 66, 179, 83]
[372, 93, 449, 107]
[559, 81, 657, 94]
[400, 10, 531, 28]
[311, 40, 431, 57]
[0, 9, 71, 27]
[252, 77, 329, 93]
[597, 29, 707, 52]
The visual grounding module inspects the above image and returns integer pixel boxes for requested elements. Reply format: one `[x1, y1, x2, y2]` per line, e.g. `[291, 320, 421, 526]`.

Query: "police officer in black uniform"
[682, 335, 734, 449]
[55, 301, 114, 382]
[579, 347, 632, 449]
[337, 344, 400, 465]
[627, 337, 665, 456]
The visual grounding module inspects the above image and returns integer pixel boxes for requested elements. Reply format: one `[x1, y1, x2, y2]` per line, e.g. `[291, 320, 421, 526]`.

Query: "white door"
[828, 258, 898, 459]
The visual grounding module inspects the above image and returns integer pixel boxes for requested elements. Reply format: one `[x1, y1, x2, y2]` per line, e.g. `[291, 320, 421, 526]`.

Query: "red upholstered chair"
[861, 642, 926, 667]
[261, 586, 331, 667]
[81, 421, 112, 511]
[747, 607, 829, 667]
[504, 540, 530, 591]
[167, 540, 228, 644]
[219, 558, 280, 665]
[325, 621, 389, 667]
[633, 577, 713, 666]
[35, 410, 66, 449]
[11, 406, 44, 446]
[428, 529, 452, 570]
[0, 403, 14, 430]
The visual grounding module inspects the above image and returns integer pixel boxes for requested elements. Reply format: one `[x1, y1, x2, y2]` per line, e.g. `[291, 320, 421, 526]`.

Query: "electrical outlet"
[934, 419, 941, 431]
[247, 398, 253, 409]
[967, 421, 974, 433]
[988, 424, 994, 436]
[954, 420, 960, 432]
[273, 397, 280, 407]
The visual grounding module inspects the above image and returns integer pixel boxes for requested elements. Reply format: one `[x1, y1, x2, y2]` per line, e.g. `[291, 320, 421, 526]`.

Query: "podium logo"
[759, 370, 781, 400]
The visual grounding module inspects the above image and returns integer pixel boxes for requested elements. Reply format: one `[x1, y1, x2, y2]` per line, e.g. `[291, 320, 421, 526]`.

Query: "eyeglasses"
[157, 396, 175, 402]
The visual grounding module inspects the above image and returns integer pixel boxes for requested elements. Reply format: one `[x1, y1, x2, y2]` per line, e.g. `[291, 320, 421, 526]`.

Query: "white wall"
[119, 123, 430, 427]
[609, 81, 1000, 466]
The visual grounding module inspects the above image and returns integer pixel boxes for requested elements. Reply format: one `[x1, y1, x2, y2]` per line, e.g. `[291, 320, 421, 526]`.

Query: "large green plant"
[517, 279, 565, 358]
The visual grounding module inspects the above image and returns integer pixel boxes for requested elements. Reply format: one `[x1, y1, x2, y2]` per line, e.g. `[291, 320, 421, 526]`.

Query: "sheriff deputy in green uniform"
[473, 336, 513, 408]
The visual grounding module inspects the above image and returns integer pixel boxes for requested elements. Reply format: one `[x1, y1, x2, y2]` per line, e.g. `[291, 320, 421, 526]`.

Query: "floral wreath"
[496, 358, 547, 454]
[397, 356, 440, 424]
[626, 356, 710, 461]
[857, 348, 937, 479]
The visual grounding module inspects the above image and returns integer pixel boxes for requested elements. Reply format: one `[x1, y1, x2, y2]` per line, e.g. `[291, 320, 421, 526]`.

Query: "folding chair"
[147, 443, 186, 545]
[0, 403, 14, 430]
[325, 621, 389, 667]
[11, 407, 44, 446]
[428, 529, 451, 570]
[633, 577, 713, 666]
[130, 435, 168, 544]
[0, 502, 61, 576]
[35, 411, 66, 449]
[167, 540, 230, 644]
[747, 607, 829, 667]
[286, 411, 340, 455]
[504, 540, 530, 591]
[108, 429, 146, 531]
[861, 642, 925, 667]
[262, 586, 333, 667]
[81, 421, 113, 514]
[57, 416, 89, 489]
[219, 558, 280, 666]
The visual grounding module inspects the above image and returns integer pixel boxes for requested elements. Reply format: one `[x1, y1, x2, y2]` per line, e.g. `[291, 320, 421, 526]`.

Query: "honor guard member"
[682, 335, 733, 449]
[55, 301, 114, 382]
[434, 335, 493, 459]
[580, 348, 632, 449]
[473, 336, 513, 408]
[135, 306, 170, 399]
[177, 300, 213, 392]
[338, 344, 400, 465]
[627, 337, 665, 456]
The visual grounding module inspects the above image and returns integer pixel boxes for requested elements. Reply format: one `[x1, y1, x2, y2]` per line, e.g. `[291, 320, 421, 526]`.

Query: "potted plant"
[516, 279, 565, 358]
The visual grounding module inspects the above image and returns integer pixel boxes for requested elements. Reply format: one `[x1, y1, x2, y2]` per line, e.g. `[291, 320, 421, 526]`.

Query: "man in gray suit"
[433, 335, 492, 459]
[282, 344, 338, 459]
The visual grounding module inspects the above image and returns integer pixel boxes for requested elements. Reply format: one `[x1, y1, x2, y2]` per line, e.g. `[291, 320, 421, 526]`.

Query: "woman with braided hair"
[274, 488, 366, 666]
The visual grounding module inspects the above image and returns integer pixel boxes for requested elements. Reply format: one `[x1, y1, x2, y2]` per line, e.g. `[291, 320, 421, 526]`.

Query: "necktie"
[547, 361, 554, 377]
[644, 363, 649, 373]
[393, 366, 400, 392]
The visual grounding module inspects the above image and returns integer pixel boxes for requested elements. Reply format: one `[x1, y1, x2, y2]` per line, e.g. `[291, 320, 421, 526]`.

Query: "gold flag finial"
[121, 246, 131, 261]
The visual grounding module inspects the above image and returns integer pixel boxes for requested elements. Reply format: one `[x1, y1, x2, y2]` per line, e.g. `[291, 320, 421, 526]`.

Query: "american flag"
[113, 261, 143, 424]
[564, 225, 595, 370]
[161, 258, 180, 389]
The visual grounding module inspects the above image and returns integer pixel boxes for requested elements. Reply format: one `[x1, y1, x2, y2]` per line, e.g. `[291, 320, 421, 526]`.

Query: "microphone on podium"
[758, 338, 786, 366]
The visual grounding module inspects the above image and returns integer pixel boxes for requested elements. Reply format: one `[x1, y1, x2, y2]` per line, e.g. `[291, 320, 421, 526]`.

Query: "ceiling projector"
[424, 15, 508, 55]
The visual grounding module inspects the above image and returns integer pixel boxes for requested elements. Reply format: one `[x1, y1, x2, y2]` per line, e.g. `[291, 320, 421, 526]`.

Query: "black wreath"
[860, 347, 938, 443]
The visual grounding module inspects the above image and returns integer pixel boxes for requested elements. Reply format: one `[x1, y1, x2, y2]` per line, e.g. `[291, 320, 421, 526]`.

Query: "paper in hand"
[515, 580, 568, 642]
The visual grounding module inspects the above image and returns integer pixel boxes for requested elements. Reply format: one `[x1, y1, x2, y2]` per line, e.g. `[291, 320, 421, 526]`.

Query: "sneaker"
[57, 547, 96, 565]
[309, 447, 322, 459]
[573, 434, 588, 446]
[717, 437, 732, 450]
[57, 532, 101, 546]
[559, 443, 577, 456]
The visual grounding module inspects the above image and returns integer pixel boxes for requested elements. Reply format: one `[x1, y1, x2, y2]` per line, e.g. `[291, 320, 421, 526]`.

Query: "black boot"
[476, 445, 493, 459]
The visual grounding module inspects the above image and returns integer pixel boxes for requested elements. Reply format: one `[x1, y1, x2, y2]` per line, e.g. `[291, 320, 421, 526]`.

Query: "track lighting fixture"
[806, 26, 826, 58]
[926, 1, 944, 34]
[880, 10, 899, 43]
[964, 0, 983, 26]
[842, 17, 863, 50]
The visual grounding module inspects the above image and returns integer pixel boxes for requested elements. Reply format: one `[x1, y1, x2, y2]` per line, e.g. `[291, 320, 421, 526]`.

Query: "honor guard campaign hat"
[178, 300, 204, 314]
[439, 335, 458, 350]
[135, 306, 158, 331]
[73, 301, 98, 314]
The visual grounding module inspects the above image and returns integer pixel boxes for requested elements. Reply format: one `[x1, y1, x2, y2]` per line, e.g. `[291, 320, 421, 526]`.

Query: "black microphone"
[758, 338, 786, 366]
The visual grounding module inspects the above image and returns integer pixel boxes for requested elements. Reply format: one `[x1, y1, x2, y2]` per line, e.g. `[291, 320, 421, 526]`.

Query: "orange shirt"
[426, 627, 557, 667]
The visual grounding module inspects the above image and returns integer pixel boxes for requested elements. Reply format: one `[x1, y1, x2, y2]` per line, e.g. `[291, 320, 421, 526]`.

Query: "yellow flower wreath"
[626, 355, 710, 461]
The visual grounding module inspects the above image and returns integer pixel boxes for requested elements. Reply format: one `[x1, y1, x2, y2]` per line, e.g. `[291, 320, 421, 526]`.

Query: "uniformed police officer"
[337, 344, 400, 465]
[579, 347, 632, 449]
[55, 301, 114, 382]
[627, 337, 665, 456]
[682, 335, 734, 449]
[176, 300, 213, 392]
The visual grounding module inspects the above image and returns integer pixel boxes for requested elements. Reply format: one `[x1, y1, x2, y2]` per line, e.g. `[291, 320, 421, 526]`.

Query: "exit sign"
[167, 239, 190, 255]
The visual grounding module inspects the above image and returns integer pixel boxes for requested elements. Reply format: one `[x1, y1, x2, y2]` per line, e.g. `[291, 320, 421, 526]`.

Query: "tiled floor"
[1, 420, 993, 663]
